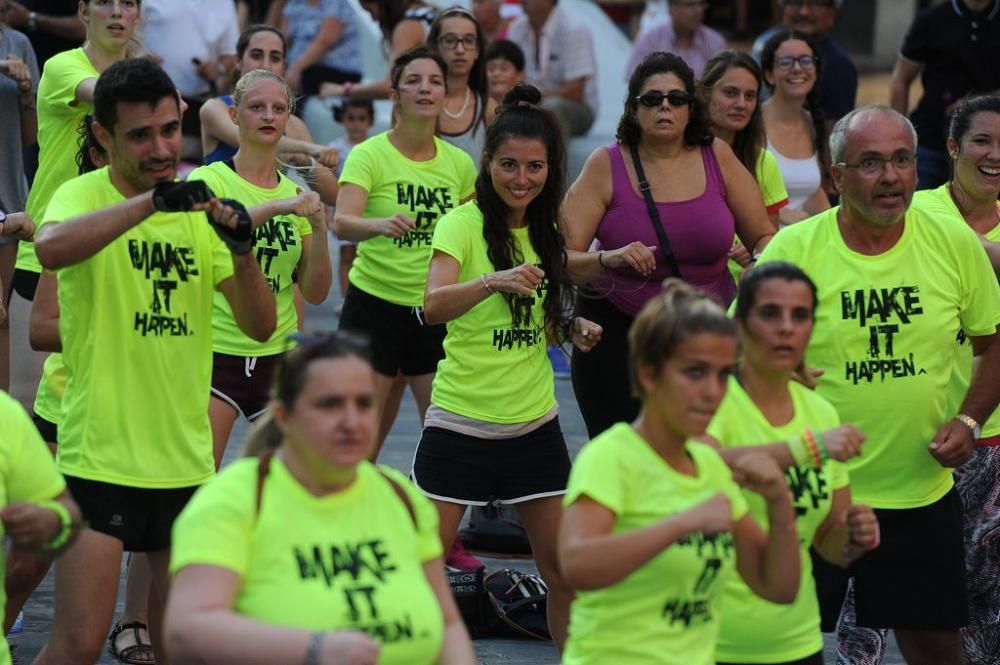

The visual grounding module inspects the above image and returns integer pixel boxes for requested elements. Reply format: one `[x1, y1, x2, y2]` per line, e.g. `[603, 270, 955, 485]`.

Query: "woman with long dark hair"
[426, 6, 496, 161]
[760, 30, 830, 222]
[418, 83, 602, 648]
[563, 51, 775, 439]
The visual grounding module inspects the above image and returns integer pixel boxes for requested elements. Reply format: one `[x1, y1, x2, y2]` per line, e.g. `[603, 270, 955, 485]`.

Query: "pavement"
[4, 247, 908, 663]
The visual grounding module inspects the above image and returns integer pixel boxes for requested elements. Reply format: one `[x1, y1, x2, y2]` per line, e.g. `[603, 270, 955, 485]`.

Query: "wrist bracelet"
[37, 499, 73, 551]
[786, 433, 810, 466]
[802, 428, 823, 467]
[597, 250, 607, 268]
[480, 273, 494, 294]
[303, 632, 324, 665]
[814, 429, 830, 463]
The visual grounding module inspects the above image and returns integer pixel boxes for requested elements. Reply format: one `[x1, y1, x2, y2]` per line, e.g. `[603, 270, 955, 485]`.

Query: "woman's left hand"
[292, 189, 325, 227]
[843, 504, 879, 562]
[728, 242, 752, 267]
[311, 145, 340, 171]
[0, 502, 60, 551]
[730, 452, 786, 502]
[570, 317, 602, 352]
[0, 212, 35, 241]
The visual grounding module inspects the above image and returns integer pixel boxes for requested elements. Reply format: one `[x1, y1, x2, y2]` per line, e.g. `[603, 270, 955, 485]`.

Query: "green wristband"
[36, 499, 73, 551]
[786, 434, 810, 466]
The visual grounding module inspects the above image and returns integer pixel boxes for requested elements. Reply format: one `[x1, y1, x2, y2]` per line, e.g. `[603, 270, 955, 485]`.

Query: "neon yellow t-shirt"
[33, 353, 66, 428]
[339, 132, 476, 306]
[17, 48, 99, 274]
[430, 202, 555, 423]
[757, 205, 1000, 508]
[915, 185, 1000, 439]
[729, 149, 790, 283]
[707, 378, 847, 663]
[48, 168, 234, 488]
[187, 162, 312, 356]
[170, 458, 444, 664]
[562, 423, 749, 665]
[0, 391, 67, 665]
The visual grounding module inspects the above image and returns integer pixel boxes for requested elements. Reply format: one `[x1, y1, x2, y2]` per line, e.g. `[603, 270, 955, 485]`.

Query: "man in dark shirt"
[890, 0, 1000, 190]
[3, 1, 85, 66]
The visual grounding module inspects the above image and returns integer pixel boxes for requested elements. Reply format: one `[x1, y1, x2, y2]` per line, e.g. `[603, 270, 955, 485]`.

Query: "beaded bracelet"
[37, 499, 73, 551]
[802, 428, 823, 467]
[814, 429, 830, 463]
[786, 433, 810, 466]
[480, 274, 494, 294]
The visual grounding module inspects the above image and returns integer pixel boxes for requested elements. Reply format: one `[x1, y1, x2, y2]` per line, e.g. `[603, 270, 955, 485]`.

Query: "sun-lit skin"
[706, 65, 759, 144]
[489, 137, 548, 226]
[95, 96, 183, 197]
[634, 72, 691, 142]
[391, 58, 447, 120]
[638, 332, 739, 440]
[275, 356, 378, 490]
[230, 78, 291, 148]
[238, 30, 286, 76]
[740, 279, 815, 377]
[82, 0, 141, 51]
[765, 38, 817, 102]
[833, 111, 917, 229]
[436, 16, 478, 81]
[948, 111, 1000, 223]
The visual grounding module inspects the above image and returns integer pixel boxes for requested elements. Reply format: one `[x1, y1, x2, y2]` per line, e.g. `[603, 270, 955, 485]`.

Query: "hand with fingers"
[841, 504, 879, 564]
[728, 242, 752, 267]
[819, 424, 866, 462]
[292, 189, 325, 227]
[486, 263, 544, 295]
[570, 316, 603, 352]
[0, 502, 61, 551]
[152, 181, 216, 212]
[929, 418, 976, 467]
[682, 493, 733, 536]
[601, 241, 658, 276]
[378, 213, 416, 239]
[1, 212, 36, 241]
[0, 55, 32, 92]
[730, 452, 787, 502]
[312, 145, 340, 171]
[207, 198, 255, 255]
[792, 364, 824, 390]
[319, 631, 381, 665]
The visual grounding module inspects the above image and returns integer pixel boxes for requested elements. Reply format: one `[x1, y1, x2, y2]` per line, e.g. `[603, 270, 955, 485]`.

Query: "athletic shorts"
[411, 417, 571, 506]
[338, 283, 445, 377]
[65, 476, 199, 552]
[813, 486, 968, 631]
[11, 268, 38, 301]
[31, 413, 58, 444]
[210, 352, 280, 421]
[718, 654, 822, 665]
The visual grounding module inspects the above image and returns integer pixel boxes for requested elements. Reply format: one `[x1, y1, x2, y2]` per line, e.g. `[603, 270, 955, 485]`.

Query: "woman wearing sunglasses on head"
[760, 30, 830, 224]
[165, 332, 476, 665]
[563, 51, 775, 439]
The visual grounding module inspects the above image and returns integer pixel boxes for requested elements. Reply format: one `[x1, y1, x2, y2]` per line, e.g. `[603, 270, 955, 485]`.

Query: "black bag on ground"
[484, 569, 551, 641]
[460, 504, 533, 557]
[447, 567, 491, 638]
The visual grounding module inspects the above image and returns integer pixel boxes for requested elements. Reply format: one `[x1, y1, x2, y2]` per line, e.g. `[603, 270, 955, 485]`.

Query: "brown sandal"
[108, 621, 155, 664]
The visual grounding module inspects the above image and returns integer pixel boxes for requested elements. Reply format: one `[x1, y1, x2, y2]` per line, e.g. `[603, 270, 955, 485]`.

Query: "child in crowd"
[328, 99, 375, 312]
[484, 39, 524, 104]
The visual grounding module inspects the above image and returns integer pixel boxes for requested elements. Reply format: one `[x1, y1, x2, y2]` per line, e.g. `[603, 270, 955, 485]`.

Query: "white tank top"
[767, 139, 821, 211]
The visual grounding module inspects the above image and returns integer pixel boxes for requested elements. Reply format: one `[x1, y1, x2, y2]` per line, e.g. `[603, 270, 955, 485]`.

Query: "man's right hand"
[152, 181, 215, 212]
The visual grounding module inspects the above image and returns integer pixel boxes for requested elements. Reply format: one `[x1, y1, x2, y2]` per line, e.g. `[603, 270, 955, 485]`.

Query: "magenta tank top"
[591, 143, 736, 316]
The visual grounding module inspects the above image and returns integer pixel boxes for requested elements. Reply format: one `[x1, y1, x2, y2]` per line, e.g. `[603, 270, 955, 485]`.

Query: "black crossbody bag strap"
[628, 143, 683, 279]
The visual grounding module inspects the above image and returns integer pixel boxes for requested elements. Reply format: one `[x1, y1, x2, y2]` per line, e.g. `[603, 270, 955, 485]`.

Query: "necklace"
[442, 87, 471, 119]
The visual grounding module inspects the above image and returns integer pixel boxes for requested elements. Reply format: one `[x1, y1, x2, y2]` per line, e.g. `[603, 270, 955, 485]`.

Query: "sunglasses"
[635, 89, 693, 108]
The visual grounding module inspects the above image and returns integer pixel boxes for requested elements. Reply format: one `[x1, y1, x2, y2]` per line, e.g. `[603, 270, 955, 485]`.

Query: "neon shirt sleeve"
[2, 393, 66, 505]
[755, 149, 790, 213]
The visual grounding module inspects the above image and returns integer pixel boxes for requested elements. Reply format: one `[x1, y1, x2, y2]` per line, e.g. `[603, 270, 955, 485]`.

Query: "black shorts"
[11, 268, 38, 301]
[718, 653, 822, 665]
[411, 417, 571, 505]
[65, 476, 199, 552]
[210, 352, 280, 421]
[31, 413, 58, 444]
[813, 486, 968, 631]
[338, 283, 445, 377]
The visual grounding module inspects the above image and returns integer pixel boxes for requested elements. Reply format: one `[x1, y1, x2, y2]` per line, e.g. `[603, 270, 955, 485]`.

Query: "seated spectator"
[472, 0, 511, 43]
[281, 0, 362, 97]
[507, 0, 598, 137]
[752, 0, 855, 127]
[484, 38, 524, 103]
[627, 0, 726, 80]
[2, 1, 85, 66]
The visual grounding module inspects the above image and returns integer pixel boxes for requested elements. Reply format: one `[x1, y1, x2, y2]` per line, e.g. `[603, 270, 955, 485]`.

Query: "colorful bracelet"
[786, 433, 810, 466]
[37, 499, 73, 551]
[814, 429, 830, 463]
[480, 274, 494, 294]
[802, 428, 822, 467]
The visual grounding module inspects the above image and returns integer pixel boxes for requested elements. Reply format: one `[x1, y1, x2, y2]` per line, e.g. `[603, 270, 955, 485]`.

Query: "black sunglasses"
[635, 89, 693, 108]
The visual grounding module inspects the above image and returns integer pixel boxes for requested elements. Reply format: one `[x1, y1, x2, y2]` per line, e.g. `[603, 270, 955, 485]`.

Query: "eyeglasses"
[635, 89, 693, 108]
[438, 34, 478, 50]
[775, 55, 818, 70]
[782, 0, 835, 8]
[835, 152, 917, 176]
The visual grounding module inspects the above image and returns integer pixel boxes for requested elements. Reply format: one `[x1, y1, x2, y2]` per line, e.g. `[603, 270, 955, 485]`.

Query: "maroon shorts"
[210, 352, 281, 421]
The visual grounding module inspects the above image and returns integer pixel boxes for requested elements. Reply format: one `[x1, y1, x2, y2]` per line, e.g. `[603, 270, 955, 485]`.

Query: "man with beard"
[752, 0, 856, 127]
[757, 105, 1000, 665]
[29, 58, 275, 664]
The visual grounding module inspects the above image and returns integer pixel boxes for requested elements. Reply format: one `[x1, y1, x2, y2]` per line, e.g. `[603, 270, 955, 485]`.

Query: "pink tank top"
[591, 143, 736, 316]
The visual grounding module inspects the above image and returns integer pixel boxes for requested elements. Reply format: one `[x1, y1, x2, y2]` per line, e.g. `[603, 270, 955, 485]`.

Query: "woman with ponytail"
[760, 30, 830, 223]
[418, 82, 602, 648]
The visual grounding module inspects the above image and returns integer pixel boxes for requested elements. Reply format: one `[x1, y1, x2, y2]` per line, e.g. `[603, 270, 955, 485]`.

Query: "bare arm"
[29, 272, 60, 352]
[216, 255, 277, 342]
[165, 565, 381, 664]
[286, 17, 345, 86]
[199, 100, 334, 164]
[333, 183, 415, 243]
[889, 57, 921, 114]
[423, 250, 544, 325]
[714, 139, 776, 255]
[423, 558, 476, 664]
[74, 77, 98, 105]
[284, 117, 340, 206]
[558, 493, 732, 591]
[563, 148, 615, 282]
[4, 2, 87, 42]
[322, 20, 426, 100]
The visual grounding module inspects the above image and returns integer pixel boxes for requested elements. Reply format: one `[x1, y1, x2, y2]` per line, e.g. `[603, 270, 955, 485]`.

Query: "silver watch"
[956, 413, 982, 440]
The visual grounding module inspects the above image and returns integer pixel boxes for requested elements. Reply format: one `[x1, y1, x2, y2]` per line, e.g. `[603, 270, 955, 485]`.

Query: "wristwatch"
[956, 413, 982, 440]
[0, 210, 7, 235]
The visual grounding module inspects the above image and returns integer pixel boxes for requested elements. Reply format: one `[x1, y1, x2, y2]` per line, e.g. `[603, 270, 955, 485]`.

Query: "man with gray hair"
[757, 105, 1000, 665]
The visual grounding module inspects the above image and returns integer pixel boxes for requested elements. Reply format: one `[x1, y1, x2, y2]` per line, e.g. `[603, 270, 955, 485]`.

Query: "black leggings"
[570, 294, 639, 438]
[717, 653, 823, 665]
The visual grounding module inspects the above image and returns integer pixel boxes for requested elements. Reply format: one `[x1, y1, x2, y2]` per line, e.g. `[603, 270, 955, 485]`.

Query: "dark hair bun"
[500, 82, 542, 109]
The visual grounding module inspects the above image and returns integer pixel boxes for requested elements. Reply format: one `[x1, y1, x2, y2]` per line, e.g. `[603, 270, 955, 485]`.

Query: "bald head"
[829, 106, 917, 164]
